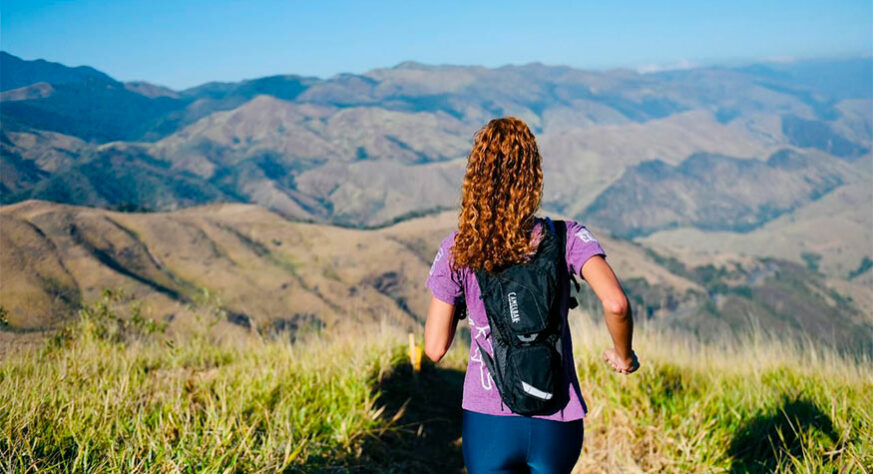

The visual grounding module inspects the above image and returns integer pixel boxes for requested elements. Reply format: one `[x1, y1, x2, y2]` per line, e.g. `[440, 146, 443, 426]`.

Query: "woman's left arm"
[424, 296, 460, 362]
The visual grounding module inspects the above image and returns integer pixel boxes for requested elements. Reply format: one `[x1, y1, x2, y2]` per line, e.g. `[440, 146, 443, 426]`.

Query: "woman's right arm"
[580, 255, 639, 374]
[424, 295, 459, 363]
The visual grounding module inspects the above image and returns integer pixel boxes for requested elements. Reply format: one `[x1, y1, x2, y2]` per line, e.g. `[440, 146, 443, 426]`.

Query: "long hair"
[451, 117, 543, 272]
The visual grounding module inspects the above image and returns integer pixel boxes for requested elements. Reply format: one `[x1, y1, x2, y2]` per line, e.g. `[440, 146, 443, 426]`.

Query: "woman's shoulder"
[431, 230, 462, 271]
[540, 216, 604, 257]
[436, 229, 459, 255]
[427, 230, 467, 297]
[538, 216, 593, 236]
[561, 219, 598, 244]
[443, 229, 459, 243]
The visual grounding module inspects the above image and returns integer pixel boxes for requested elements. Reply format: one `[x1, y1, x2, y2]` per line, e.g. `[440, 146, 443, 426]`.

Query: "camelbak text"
[507, 292, 520, 323]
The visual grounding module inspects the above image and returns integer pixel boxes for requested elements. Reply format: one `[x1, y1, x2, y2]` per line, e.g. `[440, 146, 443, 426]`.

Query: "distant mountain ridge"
[1, 51, 871, 267]
[0, 51, 115, 91]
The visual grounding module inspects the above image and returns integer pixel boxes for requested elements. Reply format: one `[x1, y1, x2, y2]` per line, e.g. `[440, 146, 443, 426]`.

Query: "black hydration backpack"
[472, 217, 571, 416]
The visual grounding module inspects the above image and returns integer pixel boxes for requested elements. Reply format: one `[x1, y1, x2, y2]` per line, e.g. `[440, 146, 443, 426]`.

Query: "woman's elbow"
[424, 343, 446, 363]
[602, 294, 630, 318]
[424, 332, 447, 362]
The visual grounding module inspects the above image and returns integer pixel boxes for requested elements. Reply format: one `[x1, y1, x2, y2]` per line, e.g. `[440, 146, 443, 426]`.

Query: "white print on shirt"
[469, 318, 493, 391]
[428, 247, 444, 276]
[575, 228, 596, 244]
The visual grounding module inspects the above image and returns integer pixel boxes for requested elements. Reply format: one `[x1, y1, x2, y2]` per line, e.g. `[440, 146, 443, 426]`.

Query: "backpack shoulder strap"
[545, 215, 555, 232]
[545, 217, 581, 307]
[543, 216, 566, 253]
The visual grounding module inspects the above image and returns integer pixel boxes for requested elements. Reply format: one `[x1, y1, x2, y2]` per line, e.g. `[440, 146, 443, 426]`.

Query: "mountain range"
[2, 51, 870, 228]
[1, 51, 871, 352]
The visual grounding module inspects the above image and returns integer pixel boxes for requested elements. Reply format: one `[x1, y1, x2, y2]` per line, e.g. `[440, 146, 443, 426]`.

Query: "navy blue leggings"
[462, 409, 584, 473]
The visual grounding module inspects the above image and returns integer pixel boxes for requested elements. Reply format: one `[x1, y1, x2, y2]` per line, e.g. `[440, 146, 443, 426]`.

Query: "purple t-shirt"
[426, 217, 606, 421]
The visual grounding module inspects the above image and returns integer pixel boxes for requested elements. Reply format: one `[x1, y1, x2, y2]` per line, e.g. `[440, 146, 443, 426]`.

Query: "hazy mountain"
[0, 82, 55, 101]
[123, 81, 180, 99]
[3, 53, 868, 223]
[0, 79, 184, 141]
[781, 114, 870, 157]
[0, 51, 114, 91]
[738, 57, 873, 101]
[640, 182, 873, 290]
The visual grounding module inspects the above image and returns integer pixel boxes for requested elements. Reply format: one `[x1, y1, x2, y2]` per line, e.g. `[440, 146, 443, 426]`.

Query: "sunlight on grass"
[0, 292, 407, 472]
[441, 314, 873, 473]
[1, 294, 871, 473]
[561, 315, 873, 472]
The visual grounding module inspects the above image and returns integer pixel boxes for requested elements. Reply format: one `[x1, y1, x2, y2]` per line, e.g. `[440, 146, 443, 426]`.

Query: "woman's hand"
[602, 348, 640, 374]
[581, 255, 639, 375]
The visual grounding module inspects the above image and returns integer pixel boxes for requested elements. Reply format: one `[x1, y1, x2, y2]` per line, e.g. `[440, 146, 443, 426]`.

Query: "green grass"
[1, 294, 871, 473]
[0, 293, 407, 472]
[558, 317, 873, 472]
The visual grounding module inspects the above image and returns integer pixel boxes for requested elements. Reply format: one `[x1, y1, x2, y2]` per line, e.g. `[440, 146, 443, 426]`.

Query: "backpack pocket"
[506, 343, 562, 413]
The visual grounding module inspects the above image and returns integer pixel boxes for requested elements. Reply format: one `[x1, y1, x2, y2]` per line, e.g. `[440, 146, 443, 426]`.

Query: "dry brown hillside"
[1, 200, 440, 333]
[3, 200, 869, 354]
[1, 201, 697, 334]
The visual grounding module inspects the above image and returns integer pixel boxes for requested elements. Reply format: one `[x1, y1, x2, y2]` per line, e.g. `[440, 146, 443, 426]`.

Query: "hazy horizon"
[2, 49, 871, 93]
[3, 0, 870, 90]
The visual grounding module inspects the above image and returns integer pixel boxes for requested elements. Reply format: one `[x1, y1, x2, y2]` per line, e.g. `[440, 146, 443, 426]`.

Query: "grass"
[0, 292, 407, 472]
[560, 317, 873, 473]
[1, 293, 871, 473]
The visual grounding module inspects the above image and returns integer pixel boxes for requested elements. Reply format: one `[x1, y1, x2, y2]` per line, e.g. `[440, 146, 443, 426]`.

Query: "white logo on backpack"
[507, 292, 520, 323]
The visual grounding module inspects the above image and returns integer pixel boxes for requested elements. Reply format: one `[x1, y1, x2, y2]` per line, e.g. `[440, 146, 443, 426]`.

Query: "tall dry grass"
[565, 315, 873, 472]
[441, 314, 873, 473]
[1, 292, 871, 472]
[0, 292, 408, 472]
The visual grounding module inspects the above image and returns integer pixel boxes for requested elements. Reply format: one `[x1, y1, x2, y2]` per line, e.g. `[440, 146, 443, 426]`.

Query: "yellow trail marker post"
[408, 333, 423, 373]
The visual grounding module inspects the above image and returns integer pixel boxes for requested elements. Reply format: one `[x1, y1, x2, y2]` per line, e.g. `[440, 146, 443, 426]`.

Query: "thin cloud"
[636, 58, 699, 74]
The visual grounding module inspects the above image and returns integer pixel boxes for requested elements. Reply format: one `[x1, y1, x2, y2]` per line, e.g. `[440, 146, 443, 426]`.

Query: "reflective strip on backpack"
[521, 381, 553, 400]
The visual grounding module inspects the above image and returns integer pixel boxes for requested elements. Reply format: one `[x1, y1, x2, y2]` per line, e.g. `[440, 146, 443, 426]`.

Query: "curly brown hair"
[451, 117, 543, 272]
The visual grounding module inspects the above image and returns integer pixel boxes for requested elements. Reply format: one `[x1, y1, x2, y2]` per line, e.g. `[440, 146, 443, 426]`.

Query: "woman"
[424, 117, 639, 473]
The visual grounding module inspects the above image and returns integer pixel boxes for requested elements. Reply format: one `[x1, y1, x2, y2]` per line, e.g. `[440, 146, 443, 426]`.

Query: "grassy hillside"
[1, 294, 870, 473]
[640, 181, 873, 317]
[0, 200, 447, 333]
[640, 182, 873, 283]
[3, 201, 869, 355]
[0, 200, 702, 333]
[582, 149, 859, 238]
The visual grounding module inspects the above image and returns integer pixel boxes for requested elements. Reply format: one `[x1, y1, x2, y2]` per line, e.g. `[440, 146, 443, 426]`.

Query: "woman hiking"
[424, 117, 639, 473]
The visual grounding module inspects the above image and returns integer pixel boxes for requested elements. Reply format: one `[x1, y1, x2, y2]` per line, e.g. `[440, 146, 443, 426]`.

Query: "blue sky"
[2, 0, 871, 90]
